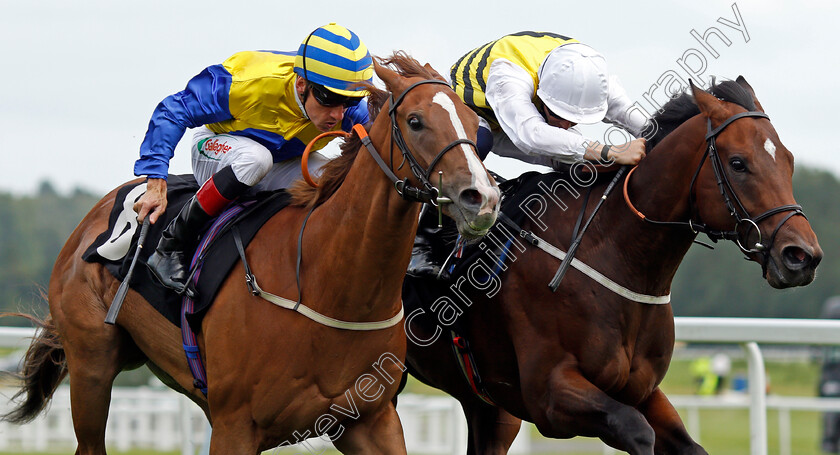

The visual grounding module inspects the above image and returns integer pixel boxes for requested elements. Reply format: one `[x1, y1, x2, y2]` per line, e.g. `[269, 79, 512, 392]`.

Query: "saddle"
[83, 175, 291, 332]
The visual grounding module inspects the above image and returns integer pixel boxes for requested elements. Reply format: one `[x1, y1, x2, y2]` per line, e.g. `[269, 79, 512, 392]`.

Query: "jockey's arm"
[604, 74, 649, 137]
[132, 65, 235, 224]
[486, 59, 645, 166]
[591, 74, 648, 165]
[133, 65, 235, 186]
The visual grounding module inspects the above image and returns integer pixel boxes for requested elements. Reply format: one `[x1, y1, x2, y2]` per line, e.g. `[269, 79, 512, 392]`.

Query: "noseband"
[355, 79, 478, 205]
[625, 111, 806, 270]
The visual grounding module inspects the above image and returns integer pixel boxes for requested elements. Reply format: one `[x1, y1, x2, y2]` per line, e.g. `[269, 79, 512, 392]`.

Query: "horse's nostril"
[459, 188, 483, 209]
[782, 246, 812, 270]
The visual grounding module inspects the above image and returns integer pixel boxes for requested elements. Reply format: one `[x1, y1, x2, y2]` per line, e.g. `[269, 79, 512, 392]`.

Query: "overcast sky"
[1, 0, 837, 195]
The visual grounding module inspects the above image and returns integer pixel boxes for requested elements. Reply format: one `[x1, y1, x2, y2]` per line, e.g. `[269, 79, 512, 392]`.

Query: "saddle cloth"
[82, 174, 291, 332]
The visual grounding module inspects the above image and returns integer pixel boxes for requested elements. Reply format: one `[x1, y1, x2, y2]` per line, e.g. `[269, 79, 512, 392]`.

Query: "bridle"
[280, 81, 476, 333]
[624, 110, 806, 272]
[357, 79, 478, 205]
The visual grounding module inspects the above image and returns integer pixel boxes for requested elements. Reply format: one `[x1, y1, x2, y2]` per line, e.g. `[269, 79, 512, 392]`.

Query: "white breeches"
[190, 126, 328, 192]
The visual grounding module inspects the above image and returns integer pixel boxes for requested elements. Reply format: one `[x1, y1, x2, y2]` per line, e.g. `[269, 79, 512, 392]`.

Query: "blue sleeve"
[134, 64, 234, 179]
[341, 98, 370, 132]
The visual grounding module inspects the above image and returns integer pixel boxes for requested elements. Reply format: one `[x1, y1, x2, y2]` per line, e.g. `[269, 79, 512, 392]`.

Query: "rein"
[302, 79, 476, 206]
[386, 79, 478, 205]
[243, 79, 477, 331]
[624, 111, 806, 271]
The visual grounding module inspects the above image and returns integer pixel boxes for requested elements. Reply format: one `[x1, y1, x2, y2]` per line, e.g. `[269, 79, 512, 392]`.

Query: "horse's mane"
[641, 78, 757, 150]
[289, 51, 443, 208]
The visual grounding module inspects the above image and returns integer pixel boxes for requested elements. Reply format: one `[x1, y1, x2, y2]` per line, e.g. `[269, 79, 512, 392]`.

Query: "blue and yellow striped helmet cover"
[294, 23, 373, 97]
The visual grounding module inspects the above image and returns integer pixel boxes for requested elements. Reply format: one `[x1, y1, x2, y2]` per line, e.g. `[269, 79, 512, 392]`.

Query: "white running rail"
[2, 317, 840, 454]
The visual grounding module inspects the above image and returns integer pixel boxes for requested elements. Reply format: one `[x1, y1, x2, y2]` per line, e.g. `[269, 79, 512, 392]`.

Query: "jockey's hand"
[134, 178, 167, 224]
[609, 138, 647, 165]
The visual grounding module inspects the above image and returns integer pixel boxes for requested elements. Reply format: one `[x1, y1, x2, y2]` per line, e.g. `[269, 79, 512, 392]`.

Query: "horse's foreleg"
[463, 400, 522, 455]
[331, 403, 407, 455]
[530, 364, 655, 455]
[637, 388, 708, 455]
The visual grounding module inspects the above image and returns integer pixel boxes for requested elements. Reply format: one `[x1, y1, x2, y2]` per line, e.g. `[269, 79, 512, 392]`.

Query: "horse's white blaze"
[432, 92, 496, 202]
[764, 138, 777, 161]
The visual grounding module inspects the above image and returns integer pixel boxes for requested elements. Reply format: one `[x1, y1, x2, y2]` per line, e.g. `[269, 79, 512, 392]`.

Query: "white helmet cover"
[537, 43, 609, 124]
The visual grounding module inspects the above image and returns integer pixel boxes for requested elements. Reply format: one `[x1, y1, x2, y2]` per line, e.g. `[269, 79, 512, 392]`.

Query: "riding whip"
[105, 217, 151, 325]
[548, 166, 628, 292]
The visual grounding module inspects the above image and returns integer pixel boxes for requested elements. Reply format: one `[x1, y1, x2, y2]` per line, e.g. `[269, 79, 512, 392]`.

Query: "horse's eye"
[730, 157, 748, 173]
[407, 116, 423, 131]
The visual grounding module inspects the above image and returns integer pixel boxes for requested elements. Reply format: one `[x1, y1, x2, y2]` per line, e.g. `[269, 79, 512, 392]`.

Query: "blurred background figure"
[691, 352, 731, 396]
[819, 296, 840, 454]
[711, 352, 732, 393]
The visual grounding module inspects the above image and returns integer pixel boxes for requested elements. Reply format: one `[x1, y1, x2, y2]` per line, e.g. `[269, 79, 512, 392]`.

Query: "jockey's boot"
[147, 165, 249, 293]
[407, 205, 449, 280]
[146, 195, 213, 293]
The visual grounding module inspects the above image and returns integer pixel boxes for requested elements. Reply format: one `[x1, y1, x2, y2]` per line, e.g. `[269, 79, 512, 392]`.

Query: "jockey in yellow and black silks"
[410, 31, 650, 279]
[450, 31, 648, 167]
[133, 23, 373, 293]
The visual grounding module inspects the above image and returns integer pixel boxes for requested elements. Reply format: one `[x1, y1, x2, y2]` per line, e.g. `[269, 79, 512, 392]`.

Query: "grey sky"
[1, 0, 836, 195]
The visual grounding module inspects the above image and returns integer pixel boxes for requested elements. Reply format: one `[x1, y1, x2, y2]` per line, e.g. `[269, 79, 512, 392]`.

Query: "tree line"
[0, 168, 838, 327]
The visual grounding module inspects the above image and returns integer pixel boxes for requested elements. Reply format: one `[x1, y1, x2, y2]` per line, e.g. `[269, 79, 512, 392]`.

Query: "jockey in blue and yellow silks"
[135, 50, 370, 179]
[133, 23, 373, 293]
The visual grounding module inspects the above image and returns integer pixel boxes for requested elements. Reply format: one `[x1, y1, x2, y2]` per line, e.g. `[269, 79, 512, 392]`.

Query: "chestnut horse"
[403, 78, 822, 454]
[3, 54, 500, 454]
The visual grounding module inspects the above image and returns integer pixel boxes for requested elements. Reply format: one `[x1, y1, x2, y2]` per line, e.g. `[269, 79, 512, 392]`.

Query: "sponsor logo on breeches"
[199, 138, 233, 160]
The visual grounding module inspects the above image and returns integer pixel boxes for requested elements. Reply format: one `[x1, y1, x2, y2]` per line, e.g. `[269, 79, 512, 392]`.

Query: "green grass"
[659, 358, 824, 454]
[682, 409, 822, 455]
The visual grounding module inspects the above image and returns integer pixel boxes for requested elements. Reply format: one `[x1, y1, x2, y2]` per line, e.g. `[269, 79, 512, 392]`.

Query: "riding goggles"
[308, 82, 363, 108]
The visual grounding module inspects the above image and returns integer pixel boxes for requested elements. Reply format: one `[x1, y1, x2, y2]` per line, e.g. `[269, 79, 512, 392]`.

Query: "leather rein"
[256, 79, 479, 331]
[624, 111, 806, 271]
[383, 79, 478, 205]
[302, 79, 477, 205]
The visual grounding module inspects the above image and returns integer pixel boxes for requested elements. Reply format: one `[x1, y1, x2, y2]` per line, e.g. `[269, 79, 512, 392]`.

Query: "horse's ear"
[374, 59, 405, 94]
[690, 80, 727, 120]
[423, 63, 447, 82]
[735, 75, 765, 112]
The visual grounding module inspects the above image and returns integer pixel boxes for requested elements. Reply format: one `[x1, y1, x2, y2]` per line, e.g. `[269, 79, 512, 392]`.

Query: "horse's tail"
[0, 312, 67, 424]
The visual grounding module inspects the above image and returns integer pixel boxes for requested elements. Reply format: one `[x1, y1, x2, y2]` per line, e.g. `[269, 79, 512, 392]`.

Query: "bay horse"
[3, 53, 500, 454]
[403, 77, 822, 454]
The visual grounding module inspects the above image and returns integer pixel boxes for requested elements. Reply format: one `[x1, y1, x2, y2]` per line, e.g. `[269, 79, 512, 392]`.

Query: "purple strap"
[180, 201, 252, 396]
